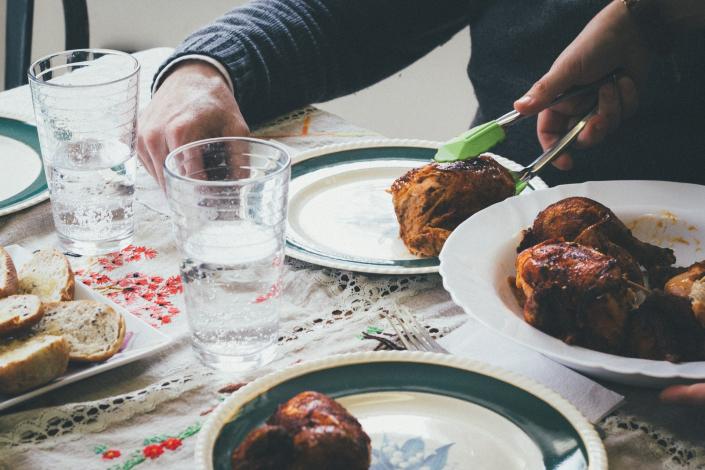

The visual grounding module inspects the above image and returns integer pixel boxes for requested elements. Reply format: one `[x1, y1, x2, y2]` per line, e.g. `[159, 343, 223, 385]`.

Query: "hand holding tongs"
[433, 72, 617, 163]
[513, 107, 597, 194]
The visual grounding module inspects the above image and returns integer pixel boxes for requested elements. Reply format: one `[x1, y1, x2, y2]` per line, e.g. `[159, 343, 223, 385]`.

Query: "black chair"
[4, 0, 89, 89]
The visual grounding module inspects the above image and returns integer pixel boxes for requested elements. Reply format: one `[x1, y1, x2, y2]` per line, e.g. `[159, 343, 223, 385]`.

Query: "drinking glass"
[28, 49, 139, 255]
[164, 137, 291, 372]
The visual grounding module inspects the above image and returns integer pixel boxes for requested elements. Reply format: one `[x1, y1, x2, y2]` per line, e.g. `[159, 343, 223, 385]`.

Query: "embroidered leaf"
[367, 326, 384, 334]
[109, 450, 145, 470]
[94, 444, 108, 454]
[177, 422, 202, 439]
[142, 434, 168, 445]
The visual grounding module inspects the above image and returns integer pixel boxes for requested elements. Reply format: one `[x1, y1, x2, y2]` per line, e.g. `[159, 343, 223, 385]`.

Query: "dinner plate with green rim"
[286, 139, 548, 275]
[195, 351, 606, 470]
[0, 118, 48, 217]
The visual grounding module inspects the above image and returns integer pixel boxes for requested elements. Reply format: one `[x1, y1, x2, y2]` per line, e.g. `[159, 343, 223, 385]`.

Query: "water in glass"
[48, 140, 135, 252]
[180, 221, 283, 370]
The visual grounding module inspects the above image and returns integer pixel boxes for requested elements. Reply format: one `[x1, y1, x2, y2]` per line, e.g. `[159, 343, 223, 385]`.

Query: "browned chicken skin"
[514, 198, 705, 362]
[516, 241, 635, 353]
[665, 262, 705, 327]
[232, 391, 370, 470]
[518, 197, 675, 269]
[391, 155, 515, 257]
[573, 220, 645, 284]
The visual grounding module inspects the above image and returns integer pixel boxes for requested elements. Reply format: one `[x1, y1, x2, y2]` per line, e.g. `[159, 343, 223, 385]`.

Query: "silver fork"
[384, 309, 448, 353]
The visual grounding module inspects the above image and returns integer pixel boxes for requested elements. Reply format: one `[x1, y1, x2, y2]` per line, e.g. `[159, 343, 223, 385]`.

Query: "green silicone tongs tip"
[433, 121, 507, 162]
[433, 72, 617, 163]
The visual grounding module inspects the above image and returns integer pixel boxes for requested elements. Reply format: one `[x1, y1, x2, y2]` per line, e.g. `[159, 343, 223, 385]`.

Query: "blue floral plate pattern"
[195, 351, 606, 470]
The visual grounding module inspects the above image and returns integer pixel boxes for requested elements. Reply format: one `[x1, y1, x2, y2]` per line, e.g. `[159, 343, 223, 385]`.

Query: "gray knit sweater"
[158, 0, 705, 185]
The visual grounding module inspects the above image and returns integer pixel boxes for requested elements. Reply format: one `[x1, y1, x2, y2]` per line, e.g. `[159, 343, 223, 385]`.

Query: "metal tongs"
[514, 107, 597, 194]
[434, 72, 617, 164]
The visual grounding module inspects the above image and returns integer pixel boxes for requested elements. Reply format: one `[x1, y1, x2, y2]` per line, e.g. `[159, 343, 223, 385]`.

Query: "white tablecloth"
[0, 48, 703, 470]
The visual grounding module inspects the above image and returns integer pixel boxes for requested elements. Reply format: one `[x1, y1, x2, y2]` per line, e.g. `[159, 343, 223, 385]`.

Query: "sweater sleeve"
[155, 0, 469, 125]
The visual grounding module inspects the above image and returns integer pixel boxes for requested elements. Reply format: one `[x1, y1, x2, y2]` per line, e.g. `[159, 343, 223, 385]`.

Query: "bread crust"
[0, 295, 44, 337]
[0, 335, 70, 395]
[0, 247, 18, 299]
[61, 272, 75, 301]
[18, 250, 75, 302]
[73, 309, 126, 363]
[40, 301, 126, 363]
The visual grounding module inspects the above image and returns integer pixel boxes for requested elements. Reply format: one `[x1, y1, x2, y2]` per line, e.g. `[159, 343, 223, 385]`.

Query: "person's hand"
[137, 60, 249, 187]
[660, 384, 705, 406]
[514, 1, 652, 170]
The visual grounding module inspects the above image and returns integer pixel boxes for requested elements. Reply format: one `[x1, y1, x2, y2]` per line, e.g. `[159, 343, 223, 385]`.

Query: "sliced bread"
[0, 247, 18, 299]
[0, 295, 44, 337]
[0, 335, 70, 395]
[39, 301, 125, 362]
[18, 250, 74, 302]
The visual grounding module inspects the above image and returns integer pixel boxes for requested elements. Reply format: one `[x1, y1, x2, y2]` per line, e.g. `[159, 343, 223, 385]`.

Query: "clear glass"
[28, 49, 140, 255]
[164, 137, 291, 372]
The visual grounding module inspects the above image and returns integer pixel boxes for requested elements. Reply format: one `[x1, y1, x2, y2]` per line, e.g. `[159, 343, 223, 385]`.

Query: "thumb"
[514, 61, 580, 115]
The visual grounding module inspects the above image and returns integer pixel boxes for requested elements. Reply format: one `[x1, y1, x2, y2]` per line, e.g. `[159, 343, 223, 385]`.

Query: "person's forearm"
[157, 0, 468, 125]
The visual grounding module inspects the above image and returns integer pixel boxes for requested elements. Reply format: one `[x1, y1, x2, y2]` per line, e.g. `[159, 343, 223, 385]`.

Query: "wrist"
[166, 60, 230, 88]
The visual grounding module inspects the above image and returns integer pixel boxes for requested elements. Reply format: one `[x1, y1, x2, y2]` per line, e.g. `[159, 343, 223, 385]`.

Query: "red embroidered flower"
[143, 444, 164, 459]
[74, 246, 184, 326]
[162, 437, 183, 451]
[102, 449, 121, 460]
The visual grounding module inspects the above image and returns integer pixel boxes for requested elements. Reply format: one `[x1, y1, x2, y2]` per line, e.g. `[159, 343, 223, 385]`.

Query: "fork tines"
[384, 309, 448, 354]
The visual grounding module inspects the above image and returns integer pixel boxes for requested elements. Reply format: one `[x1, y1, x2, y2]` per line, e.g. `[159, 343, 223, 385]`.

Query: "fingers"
[136, 131, 156, 178]
[514, 58, 585, 115]
[660, 384, 705, 406]
[575, 80, 620, 148]
[536, 108, 578, 170]
[144, 129, 169, 189]
[617, 75, 639, 118]
[534, 74, 640, 170]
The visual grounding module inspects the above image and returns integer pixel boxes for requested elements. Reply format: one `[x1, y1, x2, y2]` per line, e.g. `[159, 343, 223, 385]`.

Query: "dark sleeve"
[155, 0, 469, 125]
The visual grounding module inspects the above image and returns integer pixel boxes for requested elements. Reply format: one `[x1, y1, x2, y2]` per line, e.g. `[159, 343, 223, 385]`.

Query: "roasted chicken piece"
[232, 391, 370, 470]
[665, 262, 705, 327]
[515, 241, 636, 353]
[390, 155, 515, 257]
[518, 197, 676, 269]
[625, 291, 705, 362]
[573, 220, 645, 284]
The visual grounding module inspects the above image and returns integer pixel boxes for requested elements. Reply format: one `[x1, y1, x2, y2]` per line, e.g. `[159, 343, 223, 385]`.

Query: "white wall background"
[0, 0, 476, 140]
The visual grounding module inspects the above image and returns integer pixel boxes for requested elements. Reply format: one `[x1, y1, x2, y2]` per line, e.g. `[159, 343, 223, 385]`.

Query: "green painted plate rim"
[212, 360, 589, 470]
[0, 118, 47, 210]
[287, 146, 439, 268]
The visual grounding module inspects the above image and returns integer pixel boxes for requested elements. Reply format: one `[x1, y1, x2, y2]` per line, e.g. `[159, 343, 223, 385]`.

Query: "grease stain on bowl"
[627, 210, 702, 253]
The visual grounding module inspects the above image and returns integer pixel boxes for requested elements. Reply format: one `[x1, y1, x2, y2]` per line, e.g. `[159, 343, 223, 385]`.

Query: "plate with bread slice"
[0, 245, 172, 411]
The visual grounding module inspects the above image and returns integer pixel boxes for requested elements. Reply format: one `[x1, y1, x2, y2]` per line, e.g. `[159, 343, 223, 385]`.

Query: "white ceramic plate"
[196, 351, 606, 470]
[439, 180, 705, 387]
[0, 245, 173, 411]
[286, 139, 547, 275]
[0, 119, 49, 217]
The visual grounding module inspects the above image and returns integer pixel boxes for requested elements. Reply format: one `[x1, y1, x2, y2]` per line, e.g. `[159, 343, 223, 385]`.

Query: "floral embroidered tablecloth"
[0, 49, 704, 470]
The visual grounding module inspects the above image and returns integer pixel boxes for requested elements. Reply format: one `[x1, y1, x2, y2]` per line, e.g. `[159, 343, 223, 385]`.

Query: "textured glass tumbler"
[164, 137, 291, 372]
[28, 49, 139, 255]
